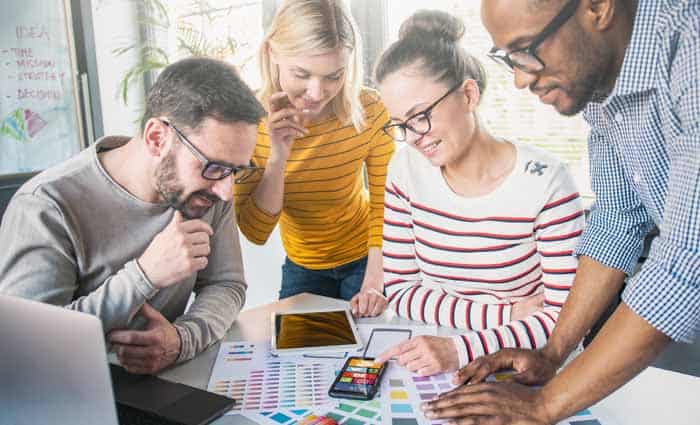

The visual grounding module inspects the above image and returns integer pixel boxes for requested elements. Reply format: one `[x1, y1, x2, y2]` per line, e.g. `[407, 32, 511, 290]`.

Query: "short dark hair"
[141, 57, 265, 132]
[374, 10, 487, 99]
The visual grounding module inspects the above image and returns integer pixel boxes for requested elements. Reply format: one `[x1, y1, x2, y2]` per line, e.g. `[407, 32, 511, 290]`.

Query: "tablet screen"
[275, 310, 357, 349]
[363, 328, 412, 358]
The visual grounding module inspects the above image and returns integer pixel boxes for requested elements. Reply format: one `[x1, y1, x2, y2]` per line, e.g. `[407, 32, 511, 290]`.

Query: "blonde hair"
[259, 0, 365, 131]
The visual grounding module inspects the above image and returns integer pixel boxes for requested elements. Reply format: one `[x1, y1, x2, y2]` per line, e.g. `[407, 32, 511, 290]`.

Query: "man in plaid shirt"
[422, 0, 700, 423]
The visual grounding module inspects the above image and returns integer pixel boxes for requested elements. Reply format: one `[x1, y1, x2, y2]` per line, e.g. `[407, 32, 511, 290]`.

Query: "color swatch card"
[212, 358, 336, 414]
[322, 398, 383, 425]
[379, 364, 424, 425]
[208, 341, 338, 415]
[246, 399, 383, 425]
[557, 409, 611, 425]
[208, 341, 265, 381]
[244, 408, 314, 425]
[410, 373, 457, 424]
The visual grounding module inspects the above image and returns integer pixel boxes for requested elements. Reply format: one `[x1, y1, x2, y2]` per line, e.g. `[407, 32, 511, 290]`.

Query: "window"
[146, 0, 265, 87]
[385, 0, 592, 198]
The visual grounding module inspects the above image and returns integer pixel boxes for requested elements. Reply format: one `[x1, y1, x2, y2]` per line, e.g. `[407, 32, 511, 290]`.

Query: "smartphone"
[328, 357, 386, 401]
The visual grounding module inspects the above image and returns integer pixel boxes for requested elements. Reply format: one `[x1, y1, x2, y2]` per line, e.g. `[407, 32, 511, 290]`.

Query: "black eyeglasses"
[382, 82, 462, 142]
[160, 119, 262, 184]
[487, 0, 580, 74]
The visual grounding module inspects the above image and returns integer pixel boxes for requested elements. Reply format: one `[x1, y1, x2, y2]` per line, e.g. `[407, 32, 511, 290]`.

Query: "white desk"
[159, 293, 700, 425]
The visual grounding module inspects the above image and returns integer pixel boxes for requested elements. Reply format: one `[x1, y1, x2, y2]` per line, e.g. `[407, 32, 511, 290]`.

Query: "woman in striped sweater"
[234, 0, 394, 311]
[372, 10, 585, 375]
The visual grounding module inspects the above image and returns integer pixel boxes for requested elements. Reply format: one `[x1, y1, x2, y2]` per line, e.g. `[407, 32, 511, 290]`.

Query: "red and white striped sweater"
[383, 143, 585, 366]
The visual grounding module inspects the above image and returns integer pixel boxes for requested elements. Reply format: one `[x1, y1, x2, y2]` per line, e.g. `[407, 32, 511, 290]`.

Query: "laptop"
[0, 295, 234, 425]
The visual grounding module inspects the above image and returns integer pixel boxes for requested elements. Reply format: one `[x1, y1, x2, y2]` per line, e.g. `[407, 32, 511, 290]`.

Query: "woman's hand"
[376, 336, 460, 376]
[350, 248, 387, 317]
[267, 92, 308, 163]
[350, 286, 387, 317]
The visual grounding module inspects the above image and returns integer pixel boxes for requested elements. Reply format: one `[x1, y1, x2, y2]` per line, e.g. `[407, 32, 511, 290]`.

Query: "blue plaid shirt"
[575, 0, 699, 342]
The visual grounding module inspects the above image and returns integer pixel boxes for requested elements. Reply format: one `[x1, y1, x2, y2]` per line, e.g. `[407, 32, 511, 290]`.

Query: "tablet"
[362, 328, 412, 358]
[270, 308, 363, 356]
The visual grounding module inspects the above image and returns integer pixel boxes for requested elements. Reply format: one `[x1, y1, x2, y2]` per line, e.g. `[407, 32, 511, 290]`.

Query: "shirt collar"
[608, 0, 662, 98]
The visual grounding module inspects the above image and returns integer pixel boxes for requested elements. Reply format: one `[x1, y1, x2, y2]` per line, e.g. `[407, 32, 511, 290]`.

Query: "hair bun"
[398, 9, 465, 43]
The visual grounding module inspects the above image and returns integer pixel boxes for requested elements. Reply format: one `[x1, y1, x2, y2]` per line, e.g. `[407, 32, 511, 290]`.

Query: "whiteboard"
[0, 0, 84, 175]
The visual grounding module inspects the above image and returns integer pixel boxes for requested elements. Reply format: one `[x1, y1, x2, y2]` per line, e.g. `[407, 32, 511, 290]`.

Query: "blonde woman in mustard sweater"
[234, 0, 394, 314]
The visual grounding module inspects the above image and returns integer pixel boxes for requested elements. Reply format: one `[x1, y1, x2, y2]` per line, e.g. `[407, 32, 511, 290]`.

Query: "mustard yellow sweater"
[234, 89, 395, 269]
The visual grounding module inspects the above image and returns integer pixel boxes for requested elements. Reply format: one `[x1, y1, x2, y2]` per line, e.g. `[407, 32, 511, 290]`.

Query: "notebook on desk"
[0, 295, 234, 425]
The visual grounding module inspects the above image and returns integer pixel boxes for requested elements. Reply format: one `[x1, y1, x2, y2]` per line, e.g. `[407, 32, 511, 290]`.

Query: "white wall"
[91, 0, 144, 137]
[240, 227, 286, 311]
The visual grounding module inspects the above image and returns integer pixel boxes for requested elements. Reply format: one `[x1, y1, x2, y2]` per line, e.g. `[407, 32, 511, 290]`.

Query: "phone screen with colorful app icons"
[328, 357, 386, 400]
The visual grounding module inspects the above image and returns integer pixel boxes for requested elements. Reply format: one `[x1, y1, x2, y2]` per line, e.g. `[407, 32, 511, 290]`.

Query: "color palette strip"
[247, 408, 314, 425]
[211, 359, 335, 413]
[410, 373, 456, 425]
[244, 399, 383, 425]
[412, 373, 455, 402]
[386, 377, 418, 424]
[559, 409, 602, 425]
[322, 398, 382, 425]
[225, 343, 255, 362]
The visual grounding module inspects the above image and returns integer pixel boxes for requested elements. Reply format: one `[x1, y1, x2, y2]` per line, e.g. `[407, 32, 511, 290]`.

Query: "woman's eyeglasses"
[381, 82, 462, 142]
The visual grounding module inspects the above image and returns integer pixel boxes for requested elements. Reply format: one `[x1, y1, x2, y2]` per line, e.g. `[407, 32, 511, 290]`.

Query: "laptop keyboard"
[116, 403, 185, 425]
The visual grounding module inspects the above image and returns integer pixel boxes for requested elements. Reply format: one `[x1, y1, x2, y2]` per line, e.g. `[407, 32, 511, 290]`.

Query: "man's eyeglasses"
[382, 82, 463, 142]
[160, 119, 262, 184]
[487, 0, 580, 74]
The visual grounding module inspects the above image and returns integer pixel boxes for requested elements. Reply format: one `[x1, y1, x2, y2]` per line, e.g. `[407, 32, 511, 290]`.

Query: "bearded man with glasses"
[0, 57, 265, 374]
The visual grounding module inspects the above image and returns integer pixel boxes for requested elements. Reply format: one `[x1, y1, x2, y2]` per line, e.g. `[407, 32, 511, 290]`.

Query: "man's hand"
[138, 211, 213, 289]
[422, 381, 552, 425]
[109, 303, 182, 374]
[452, 348, 559, 386]
[376, 336, 460, 376]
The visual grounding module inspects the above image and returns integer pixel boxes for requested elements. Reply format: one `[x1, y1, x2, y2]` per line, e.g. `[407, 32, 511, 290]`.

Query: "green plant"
[113, 0, 251, 105]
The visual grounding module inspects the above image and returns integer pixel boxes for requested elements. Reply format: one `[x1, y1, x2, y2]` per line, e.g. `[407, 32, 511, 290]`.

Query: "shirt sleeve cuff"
[248, 196, 281, 223]
[451, 335, 469, 368]
[174, 324, 195, 363]
[575, 225, 644, 275]
[502, 304, 513, 325]
[367, 235, 383, 248]
[237, 197, 281, 244]
[622, 244, 700, 342]
[131, 260, 158, 299]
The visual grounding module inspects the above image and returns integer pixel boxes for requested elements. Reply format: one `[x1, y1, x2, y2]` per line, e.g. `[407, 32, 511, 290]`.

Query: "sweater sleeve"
[365, 101, 395, 248]
[233, 127, 282, 245]
[0, 193, 157, 331]
[450, 163, 585, 367]
[173, 202, 247, 362]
